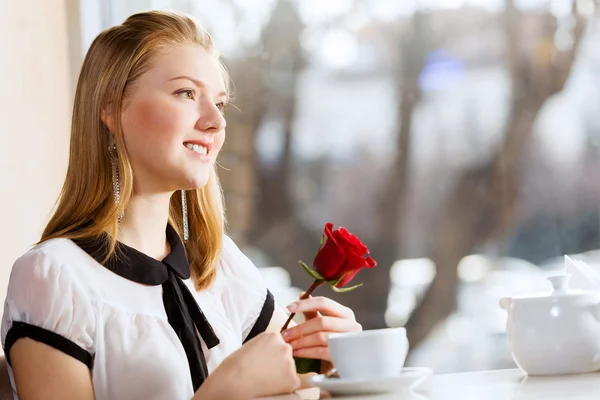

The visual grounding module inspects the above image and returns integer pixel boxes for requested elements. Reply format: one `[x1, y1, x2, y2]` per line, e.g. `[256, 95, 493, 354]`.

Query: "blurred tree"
[405, 0, 588, 349]
[342, 11, 433, 328]
[342, 5, 497, 329]
[221, 0, 306, 250]
[253, 0, 305, 229]
[219, 53, 265, 245]
[223, 0, 323, 289]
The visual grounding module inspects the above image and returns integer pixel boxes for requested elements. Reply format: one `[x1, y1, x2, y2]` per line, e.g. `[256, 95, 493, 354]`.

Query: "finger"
[289, 331, 331, 351]
[282, 316, 361, 342]
[293, 346, 331, 362]
[299, 293, 319, 320]
[287, 296, 354, 319]
[303, 310, 319, 320]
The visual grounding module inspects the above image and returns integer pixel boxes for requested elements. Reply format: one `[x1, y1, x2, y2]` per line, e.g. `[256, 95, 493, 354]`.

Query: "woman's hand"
[199, 332, 300, 399]
[281, 296, 361, 363]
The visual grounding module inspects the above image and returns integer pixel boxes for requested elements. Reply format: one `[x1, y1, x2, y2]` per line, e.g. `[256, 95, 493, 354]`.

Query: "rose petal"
[313, 223, 346, 280]
[333, 251, 365, 282]
[336, 269, 361, 288]
[366, 256, 377, 268]
[324, 222, 339, 244]
[313, 223, 376, 285]
[336, 227, 369, 256]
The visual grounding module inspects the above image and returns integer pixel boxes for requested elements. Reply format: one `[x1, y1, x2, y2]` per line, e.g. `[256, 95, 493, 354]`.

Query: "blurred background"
[2, 0, 600, 374]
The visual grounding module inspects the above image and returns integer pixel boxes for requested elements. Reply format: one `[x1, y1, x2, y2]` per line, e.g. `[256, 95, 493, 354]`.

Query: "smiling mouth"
[184, 142, 208, 156]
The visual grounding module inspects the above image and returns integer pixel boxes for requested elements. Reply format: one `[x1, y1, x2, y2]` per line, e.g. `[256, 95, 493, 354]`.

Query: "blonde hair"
[41, 10, 228, 290]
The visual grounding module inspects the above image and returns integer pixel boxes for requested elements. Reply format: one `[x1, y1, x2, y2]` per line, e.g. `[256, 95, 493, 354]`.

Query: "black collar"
[74, 224, 190, 285]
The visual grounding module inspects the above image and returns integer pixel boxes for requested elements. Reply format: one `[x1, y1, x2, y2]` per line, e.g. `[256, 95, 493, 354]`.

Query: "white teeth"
[185, 142, 207, 155]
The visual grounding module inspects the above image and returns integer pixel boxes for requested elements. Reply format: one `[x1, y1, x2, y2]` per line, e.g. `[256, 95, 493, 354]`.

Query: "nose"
[195, 98, 226, 134]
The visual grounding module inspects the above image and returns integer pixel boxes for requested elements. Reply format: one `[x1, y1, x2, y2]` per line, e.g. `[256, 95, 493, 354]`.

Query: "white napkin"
[564, 255, 600, 291]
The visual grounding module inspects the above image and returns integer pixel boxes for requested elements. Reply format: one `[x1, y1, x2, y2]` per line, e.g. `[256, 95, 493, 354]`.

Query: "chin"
[184, 173, 211, 190]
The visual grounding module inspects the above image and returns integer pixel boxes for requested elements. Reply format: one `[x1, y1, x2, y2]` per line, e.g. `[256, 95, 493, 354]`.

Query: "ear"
[101, 102, 115, 133]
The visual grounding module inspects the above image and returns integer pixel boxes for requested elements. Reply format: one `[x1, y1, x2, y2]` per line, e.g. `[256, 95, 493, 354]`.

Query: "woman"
[1, 10, 361, 400]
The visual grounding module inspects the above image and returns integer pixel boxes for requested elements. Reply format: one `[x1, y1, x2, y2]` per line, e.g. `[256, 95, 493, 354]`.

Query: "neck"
[117, 191, 175, 260]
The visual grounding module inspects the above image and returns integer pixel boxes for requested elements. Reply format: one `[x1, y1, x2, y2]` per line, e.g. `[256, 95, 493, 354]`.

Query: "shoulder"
[3, 238, 97, 353]
[7, 238, 95, 295]
[10, 238, 74, 281]
[216, 235, 275, 340]
[219, 234, 262, 281]
[221, 234, 241, 257]
[6, 237, 96, 310]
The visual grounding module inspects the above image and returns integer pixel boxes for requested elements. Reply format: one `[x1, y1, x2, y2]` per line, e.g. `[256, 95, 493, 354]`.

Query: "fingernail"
[286, 302, 298, 312]
[282, 330, 291, 339]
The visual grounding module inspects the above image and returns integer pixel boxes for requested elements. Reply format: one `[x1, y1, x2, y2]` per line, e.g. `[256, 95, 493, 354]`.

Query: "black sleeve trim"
[243, 290, 275, 343]
[4, 321, 93, 369]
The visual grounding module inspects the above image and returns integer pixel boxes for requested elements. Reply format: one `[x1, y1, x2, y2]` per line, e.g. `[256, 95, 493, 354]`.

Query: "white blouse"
[1, 227, 275, 400]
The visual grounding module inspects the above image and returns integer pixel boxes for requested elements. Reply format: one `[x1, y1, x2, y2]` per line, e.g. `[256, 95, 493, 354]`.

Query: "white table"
[258, 369, 600, 399]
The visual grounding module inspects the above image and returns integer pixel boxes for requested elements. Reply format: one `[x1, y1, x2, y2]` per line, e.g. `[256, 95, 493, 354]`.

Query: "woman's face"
[120, 44, 227, 194]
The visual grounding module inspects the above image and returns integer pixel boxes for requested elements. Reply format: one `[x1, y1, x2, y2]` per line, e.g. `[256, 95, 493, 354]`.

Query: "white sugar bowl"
[499, 274, 600, 376]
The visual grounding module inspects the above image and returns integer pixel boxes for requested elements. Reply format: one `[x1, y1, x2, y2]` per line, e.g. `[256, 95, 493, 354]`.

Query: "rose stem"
[281, 279, 324, 332]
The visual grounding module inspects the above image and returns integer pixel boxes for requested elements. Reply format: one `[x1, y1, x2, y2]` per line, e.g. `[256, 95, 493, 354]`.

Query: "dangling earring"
[181, 190, 189, 243]
[109, 143, 124, 223]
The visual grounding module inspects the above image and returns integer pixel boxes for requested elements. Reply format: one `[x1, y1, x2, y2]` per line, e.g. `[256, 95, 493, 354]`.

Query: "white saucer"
[307, 367, 432, 397]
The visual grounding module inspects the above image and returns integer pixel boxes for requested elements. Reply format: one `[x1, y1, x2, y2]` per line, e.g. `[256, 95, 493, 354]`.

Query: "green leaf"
[331, 283, 363, 293]
[319, 234, 325, 247]
[294, 356, 322, 374]
[300, 261, 324, 281]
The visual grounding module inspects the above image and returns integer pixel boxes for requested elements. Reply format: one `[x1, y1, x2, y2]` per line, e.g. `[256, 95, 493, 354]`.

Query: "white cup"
[327, 327, 409, 380]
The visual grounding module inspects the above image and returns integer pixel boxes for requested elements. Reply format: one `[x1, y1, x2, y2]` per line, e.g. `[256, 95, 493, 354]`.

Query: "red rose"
[280, 222, 377, 332]
[312, 222, 377, 287]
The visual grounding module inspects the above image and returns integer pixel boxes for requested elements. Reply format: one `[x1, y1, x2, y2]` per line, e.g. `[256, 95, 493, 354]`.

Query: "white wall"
[0, 1, 73, 304]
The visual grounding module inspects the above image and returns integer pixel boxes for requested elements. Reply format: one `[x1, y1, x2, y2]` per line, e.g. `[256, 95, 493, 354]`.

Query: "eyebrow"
[167, 75, 228, 98]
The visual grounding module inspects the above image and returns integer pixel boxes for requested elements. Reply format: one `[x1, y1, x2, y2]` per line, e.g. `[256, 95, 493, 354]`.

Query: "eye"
[215, 102, 227, 112]
[176, 89, 195, 100]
